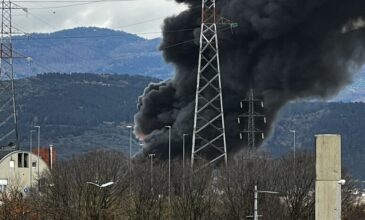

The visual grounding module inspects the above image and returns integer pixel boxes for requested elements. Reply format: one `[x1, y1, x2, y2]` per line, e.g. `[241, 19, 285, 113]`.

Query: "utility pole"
[182, 133, 189, 169]
[191, 0, 236, 169]
[34, 126, 40, 178]
[126, 125, 133, 172]
[29, 129, 35, 188]
[0, 0, 25, 149]
[290, 130, 296, 176]
[182, 133, 189, 199]
[148, 154, 155, 189]
[238, 88, 266, 149]
[165, 125, 171, 208]
[251, 185, 279, 220]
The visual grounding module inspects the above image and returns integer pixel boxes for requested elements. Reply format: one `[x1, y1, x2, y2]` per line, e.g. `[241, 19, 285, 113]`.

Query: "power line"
[11, 24, 87, 61]
[10, 28, 197, 41]
[13, 0, 136, 2]
[15, 0, 138, 10]
[6, 1, 232, 70]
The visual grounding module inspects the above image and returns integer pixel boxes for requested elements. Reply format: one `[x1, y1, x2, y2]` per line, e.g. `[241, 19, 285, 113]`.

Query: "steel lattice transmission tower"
[0, 0, 22, 149]
[191, 0, 234, 168]
[238, 88, 266, 149]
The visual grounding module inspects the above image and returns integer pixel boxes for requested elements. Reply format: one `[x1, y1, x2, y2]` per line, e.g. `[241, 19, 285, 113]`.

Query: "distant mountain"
[10, 26, 365, 102]
[12, 27, 173, 79]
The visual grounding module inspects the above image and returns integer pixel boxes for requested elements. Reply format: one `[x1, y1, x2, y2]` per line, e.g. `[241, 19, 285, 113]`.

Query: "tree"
[125, 158, 168, 220]
[277, 151, 316, 220]
[171, 160, 219, 220]
[218, 150, 285, 220]
[29, 150, 129, 220]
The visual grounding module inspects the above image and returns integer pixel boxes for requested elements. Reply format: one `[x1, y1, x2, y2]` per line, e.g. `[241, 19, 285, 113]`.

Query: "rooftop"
[0, 146, 16, 160]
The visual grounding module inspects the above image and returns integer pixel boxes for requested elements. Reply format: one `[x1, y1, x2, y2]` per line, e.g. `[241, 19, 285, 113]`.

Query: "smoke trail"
[134, 0, 365, 159]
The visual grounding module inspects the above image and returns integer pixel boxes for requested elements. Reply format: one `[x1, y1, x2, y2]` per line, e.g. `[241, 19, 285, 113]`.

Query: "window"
[32, 162, 37, 168]
[18, 153, 22, 167]
[24, 153, 29, 168]
[17, 153, 29, 168]
[0, 179, 7, 192]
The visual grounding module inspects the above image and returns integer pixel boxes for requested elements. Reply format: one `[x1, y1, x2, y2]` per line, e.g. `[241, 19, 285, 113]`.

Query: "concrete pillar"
[315, 134, 341, 220]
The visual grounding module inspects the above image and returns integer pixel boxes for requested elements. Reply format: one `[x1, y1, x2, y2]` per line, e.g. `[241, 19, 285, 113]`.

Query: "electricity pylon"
[191, 0, 235, 168]
[238, 88, 266, 149]
[0, 0, 24, 149]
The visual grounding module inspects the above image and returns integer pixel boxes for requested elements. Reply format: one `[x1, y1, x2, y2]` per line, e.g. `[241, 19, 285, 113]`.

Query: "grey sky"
[12, 0, 186, 38]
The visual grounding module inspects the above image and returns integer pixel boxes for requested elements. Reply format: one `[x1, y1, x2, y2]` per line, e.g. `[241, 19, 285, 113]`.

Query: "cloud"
[12, 0, 187, 38]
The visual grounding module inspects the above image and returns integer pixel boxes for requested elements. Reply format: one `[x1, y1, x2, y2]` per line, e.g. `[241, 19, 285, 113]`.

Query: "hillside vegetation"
[11, 73, 365, 179]
[263, 102, 365, 179]
[16, 73, 158, 157]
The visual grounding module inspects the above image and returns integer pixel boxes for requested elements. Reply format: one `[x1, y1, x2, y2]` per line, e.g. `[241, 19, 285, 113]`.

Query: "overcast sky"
[12, 0, 186, 39]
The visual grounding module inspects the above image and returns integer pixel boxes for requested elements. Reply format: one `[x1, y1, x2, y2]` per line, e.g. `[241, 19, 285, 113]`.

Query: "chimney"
[49, 145, 53, 169]
[32, 145, 56, 168]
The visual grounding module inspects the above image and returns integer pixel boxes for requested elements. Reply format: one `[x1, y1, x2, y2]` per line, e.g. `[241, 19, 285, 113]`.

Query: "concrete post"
[315, 134, 341, 220]
[254, 185, 258, 220]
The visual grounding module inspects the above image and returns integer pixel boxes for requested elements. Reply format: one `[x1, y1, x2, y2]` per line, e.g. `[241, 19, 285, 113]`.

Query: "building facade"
[0, 150, 49, 194]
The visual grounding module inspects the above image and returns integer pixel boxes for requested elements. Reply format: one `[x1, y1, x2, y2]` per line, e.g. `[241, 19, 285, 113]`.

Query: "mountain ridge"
[12, 27, 172, 79]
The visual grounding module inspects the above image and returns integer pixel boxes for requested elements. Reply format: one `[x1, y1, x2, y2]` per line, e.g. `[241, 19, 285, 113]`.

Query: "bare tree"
[125, 158, 168, 220]
[217, 150, 285, 220]
[0, 186, 32, 220]
[170, 160, 219, 220]
[2, 149, 362, 220]
[277, 151, 316, 220]
[29, 150, 129, 220]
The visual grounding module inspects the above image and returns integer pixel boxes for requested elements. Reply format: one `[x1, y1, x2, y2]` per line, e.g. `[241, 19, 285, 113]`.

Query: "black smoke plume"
[134, 0, 365, 159]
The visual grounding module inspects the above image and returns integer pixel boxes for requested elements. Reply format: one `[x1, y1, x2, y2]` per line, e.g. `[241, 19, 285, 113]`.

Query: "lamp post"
[289, 130, 296, 176]
[126, 125, 133, 172]
[148, 154, 155, 188]
[34, 126, 40, 180]
[165, 125, 172, 210]
[86, 181, 114, 189]
[182, 134, 189, 169]
[253, 185, 279, 220]
[86, 181, 114, 220]
[29, 130, 35, 188]
[182, 133, 189, 198]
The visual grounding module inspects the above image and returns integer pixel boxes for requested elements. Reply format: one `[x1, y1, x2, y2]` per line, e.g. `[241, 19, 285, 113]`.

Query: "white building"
[0, 149, 49, 194]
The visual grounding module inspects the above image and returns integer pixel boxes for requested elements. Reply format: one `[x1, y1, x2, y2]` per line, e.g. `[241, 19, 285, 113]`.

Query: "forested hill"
[263, 102, 365, 179]
[15, 73, 159, 157]
[12, 27, 172, 79]
[12, 73, 365, 179]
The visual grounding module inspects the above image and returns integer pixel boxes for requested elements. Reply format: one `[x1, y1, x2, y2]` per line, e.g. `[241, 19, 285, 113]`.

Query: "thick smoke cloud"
[134, 0, 365, 159]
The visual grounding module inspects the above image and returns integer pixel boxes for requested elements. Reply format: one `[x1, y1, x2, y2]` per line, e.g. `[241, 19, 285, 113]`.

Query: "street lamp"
[148, 154, 155, 188]
[126, 125, 133, 172]
[34, 125, 41, 180]
[165, 125, 172, 208]
[29, 130, 35, 188]
[182, 133, 190, 169]
[182, 133, 190, 198]
[86, 181, 114, 220]
[86, 181, 115, 189]
[289, 130, 296, 176]
[252, 185, 279, 220]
